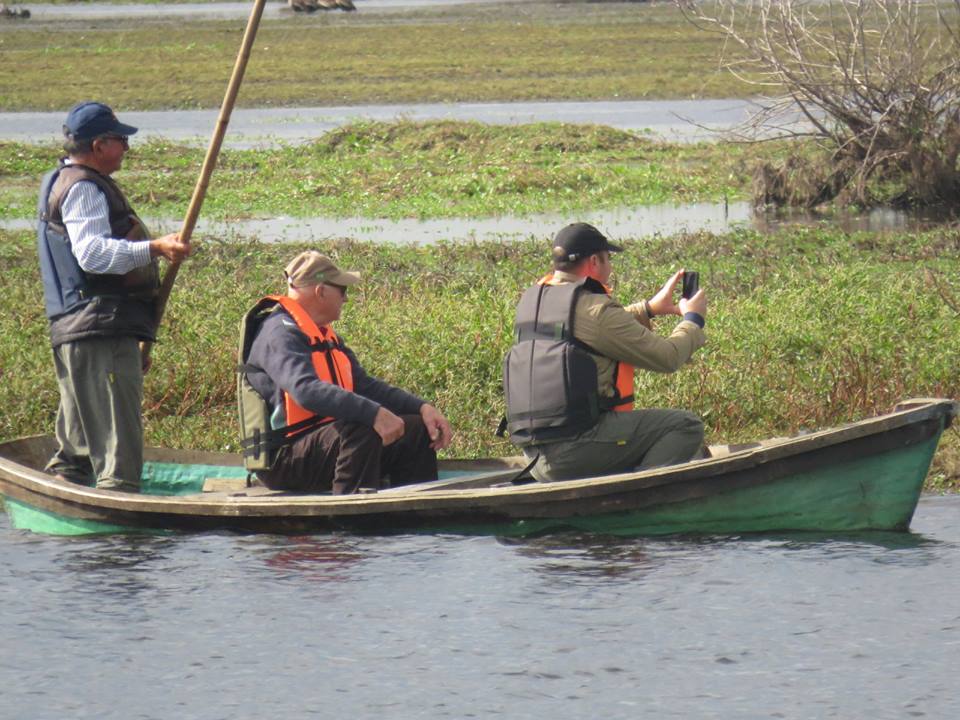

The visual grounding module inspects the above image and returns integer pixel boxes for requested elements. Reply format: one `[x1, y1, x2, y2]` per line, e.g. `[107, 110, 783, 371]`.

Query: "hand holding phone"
[682, 271, 700, 300]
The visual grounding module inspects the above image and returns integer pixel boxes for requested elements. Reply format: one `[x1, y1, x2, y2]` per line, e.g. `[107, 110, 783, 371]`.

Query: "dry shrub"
[753, 154, 844, 208]
[680, 0, 960, 209]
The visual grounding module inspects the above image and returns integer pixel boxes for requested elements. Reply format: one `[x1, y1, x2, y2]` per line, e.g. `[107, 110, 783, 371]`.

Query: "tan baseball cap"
[284, 251, 361, 288]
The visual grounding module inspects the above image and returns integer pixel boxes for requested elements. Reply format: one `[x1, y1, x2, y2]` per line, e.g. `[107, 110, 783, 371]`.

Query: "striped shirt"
[60, 170, 152, 275]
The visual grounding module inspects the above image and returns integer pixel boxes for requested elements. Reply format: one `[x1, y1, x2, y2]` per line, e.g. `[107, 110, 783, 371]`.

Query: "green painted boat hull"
[1, 400, 956, 537]
[466, 434, 939, 537]
[4, 499, 150, 536]
[2, 428, 944, 538]
[4, 460, 249, 535]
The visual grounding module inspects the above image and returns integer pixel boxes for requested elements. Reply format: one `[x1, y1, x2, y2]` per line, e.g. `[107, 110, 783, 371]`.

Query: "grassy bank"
[1, 121, 777, 220]
[2, 227, 957, 488]
[0, 3, 754, 111]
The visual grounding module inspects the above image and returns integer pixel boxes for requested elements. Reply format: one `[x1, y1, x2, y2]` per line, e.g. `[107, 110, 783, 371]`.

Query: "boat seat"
[196, 484, 289, 499]
[706, 437, 791, 459]
[202, 477, 261, 493]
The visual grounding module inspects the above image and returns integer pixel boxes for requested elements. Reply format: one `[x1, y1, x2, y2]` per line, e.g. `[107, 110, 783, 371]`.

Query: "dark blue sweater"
[245, 309, 425, 428]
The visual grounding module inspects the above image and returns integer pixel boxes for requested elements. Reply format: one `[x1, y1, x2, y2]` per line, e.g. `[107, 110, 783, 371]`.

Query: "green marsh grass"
[0, 3, 754, 111]
[0, 122, 772, 220]
[2, 227, 957, 488]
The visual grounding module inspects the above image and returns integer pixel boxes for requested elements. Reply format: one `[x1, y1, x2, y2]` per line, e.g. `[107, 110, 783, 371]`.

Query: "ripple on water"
[4, 201, 950, 245]
[1, 497, 960, 718]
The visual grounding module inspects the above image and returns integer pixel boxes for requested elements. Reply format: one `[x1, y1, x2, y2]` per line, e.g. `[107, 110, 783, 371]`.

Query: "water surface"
[152, 201, 755, 242]
[0, 99, 781, 148]
[7, 201, 947, 243]
[3, 495, 959, 719]
[161, 203, 956, 242]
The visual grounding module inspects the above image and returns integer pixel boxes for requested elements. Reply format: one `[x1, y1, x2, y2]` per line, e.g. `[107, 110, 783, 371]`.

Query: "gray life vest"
[503, 276, 624, 446]
[37, 162, 159, 347]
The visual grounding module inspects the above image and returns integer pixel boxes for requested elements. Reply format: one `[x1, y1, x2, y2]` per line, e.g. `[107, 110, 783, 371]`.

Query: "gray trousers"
[524, 408, 704, 481]
[45, 337, 144, 490]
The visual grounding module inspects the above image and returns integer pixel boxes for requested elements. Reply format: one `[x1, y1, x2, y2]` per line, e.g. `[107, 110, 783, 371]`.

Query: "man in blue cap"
[37, 101, 191, 492]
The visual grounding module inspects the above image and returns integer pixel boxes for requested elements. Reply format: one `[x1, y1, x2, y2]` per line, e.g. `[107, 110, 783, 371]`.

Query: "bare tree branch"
[677, 0, 960, 207]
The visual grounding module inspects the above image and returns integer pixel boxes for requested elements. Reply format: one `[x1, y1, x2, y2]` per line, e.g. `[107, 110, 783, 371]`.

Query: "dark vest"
[37, 162, 159, 347]
[503, 277, 618, 446]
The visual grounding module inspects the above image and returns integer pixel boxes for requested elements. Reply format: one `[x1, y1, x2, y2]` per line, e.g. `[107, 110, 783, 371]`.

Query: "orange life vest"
[538, 273, 634, 412]
[266, 295, 355, 431]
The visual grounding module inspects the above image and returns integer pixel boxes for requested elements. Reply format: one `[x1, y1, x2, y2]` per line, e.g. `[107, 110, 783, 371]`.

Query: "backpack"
[237, 300, 281, 472]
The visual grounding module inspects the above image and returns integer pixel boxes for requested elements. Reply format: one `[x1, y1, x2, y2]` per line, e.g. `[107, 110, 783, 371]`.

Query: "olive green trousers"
[523, 408, 705, 481]
[45, 336, 144, 490]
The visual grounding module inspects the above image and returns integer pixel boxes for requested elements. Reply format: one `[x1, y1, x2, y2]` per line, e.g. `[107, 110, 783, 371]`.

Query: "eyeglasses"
[100, 134, 129, 149]
[324, 283, 348, 298]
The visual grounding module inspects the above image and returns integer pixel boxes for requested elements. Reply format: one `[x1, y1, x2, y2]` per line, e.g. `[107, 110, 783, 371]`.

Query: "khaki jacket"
[549, 270, 707, 401]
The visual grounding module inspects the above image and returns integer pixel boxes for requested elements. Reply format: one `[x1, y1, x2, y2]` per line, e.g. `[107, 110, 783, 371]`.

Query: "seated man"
[503, 222, 707, 481]
[238, 251, 452, 494]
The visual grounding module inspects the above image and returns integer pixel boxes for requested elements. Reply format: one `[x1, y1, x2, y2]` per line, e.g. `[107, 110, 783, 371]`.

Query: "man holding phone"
[502, 222, 707, 481]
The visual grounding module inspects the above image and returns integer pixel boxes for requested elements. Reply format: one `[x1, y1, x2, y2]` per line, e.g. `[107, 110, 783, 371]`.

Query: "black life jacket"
[502, 276, 633, 446]
[37, 161, 159, 347]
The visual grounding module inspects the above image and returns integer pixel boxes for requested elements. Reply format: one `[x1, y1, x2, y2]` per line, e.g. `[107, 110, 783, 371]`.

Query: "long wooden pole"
[146, 0, 266, 358]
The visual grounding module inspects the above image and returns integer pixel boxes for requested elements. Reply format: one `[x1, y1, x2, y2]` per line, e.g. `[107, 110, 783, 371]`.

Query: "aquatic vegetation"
[0, 124, 765, 220]
[1, 227, 957, 487]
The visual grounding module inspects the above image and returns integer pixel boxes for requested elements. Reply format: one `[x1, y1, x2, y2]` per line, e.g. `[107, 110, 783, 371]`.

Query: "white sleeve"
[61, 181, 151, 274]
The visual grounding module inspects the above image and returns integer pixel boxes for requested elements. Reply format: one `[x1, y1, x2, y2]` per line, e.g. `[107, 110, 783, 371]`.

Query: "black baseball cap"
[551, 223, 623, 263]
[62, 102, 139, 141]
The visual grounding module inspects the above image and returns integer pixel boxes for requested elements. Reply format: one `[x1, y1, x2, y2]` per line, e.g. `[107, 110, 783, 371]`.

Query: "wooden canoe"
[0, 398, 956, 537]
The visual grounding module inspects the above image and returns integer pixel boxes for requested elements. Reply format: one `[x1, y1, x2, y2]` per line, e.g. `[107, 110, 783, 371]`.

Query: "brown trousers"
[258, 414, 437, 494]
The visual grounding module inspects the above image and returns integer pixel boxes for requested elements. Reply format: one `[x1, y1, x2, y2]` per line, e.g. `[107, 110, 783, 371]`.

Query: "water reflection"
[732, 529, 937, 552]
[6, 204, 742, 243]
[3, 498, 960, 720]
[5, 201, 948, 244]
[163, 201, 755, 243]
[51, 534, 177, 600]
[755, 205, 958, 234]
[158, 203, 957, 243]
[756, 531, 950, 569]
[499, 525, 950, 589]
[259, 535, 368, 583]
[500, 534, 661, 583]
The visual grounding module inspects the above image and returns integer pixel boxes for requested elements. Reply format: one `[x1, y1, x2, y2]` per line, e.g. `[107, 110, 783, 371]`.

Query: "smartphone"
[682, 271, 700, 300]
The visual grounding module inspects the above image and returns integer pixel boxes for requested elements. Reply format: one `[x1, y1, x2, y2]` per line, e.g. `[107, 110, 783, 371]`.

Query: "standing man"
[503, 222, 707, 480]
[37, 101, 191, 492]
[238, 251, 453, 494]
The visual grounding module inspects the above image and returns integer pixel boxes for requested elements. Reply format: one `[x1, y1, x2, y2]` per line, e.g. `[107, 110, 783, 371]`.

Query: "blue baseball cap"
[62, 101, 138, 141]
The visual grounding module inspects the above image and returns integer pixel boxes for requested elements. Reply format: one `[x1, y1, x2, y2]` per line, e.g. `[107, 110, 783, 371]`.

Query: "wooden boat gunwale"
[0, 398, 956, 532]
